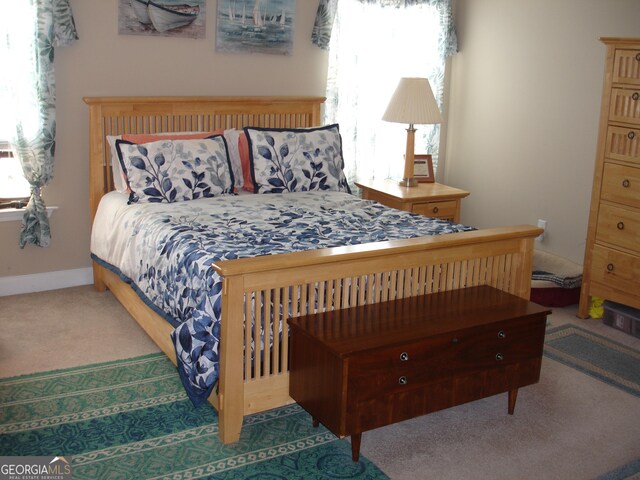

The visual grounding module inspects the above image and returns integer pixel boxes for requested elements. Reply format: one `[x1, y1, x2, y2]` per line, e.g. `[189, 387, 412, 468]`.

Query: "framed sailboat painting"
[118, 0, 206, 39]
[216, 0, 296, 55]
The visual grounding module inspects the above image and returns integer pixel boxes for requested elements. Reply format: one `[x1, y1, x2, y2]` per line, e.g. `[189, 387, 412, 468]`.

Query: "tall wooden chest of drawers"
[579, 37, 640, 318]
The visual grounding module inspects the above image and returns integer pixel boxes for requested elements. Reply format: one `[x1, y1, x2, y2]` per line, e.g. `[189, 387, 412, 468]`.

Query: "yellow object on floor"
[589, 296, 604, 319]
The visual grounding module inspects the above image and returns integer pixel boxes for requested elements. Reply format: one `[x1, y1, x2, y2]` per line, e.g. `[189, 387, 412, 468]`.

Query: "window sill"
[0, 206, 58, 223]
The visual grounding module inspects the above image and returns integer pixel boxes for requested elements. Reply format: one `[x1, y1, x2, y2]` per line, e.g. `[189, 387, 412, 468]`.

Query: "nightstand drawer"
[412, 200, 458, 219]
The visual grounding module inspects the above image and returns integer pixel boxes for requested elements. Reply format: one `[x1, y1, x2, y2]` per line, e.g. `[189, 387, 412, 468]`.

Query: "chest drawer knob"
[617, 221, 625, 230]
[607, 263, 615, 272]
[622, 179, 631, 188]
[633, 92, 640, 101]
[628, 131, 636, 140]
[399, 352, 409, 361]
[398, 376, 408, 385]
[495, 353, 504, 361]
[498, 330, 506, 339]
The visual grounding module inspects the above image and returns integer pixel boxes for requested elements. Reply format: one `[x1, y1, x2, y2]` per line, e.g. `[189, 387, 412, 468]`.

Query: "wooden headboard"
[83, 96, 326, 221]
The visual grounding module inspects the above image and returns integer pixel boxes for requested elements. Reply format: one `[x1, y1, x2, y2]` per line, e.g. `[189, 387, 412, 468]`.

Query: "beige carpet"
[1, 286, 639, 479]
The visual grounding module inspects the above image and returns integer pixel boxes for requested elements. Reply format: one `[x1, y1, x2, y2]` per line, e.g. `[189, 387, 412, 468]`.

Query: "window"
[0, 141, 30, 207]
[321, 1, 452, 185]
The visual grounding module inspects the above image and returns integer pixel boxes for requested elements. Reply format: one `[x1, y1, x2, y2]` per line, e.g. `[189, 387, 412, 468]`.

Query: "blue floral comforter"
[91, 191, 474, 405]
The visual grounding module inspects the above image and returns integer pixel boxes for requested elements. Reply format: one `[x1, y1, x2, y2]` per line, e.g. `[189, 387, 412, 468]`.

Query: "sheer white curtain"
[0, 0, 77, 247]
[323, 1, 446, 185]
[0, 2, 40, 201]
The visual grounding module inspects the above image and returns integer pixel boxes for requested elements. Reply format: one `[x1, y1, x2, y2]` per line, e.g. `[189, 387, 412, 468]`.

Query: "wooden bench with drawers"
[288, 285, 551, 462]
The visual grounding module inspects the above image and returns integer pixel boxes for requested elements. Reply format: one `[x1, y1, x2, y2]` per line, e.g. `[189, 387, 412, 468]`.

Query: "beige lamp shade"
[382, 77, 443, 125]
[382, 77, 442, 187]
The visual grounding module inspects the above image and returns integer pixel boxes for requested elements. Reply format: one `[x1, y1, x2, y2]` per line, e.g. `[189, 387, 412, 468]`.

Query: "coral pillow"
[122, 131, 223, 143]
[238, 132, 254, 192]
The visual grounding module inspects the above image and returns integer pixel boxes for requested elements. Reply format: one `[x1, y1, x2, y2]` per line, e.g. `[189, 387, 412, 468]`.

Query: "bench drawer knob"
[495, 353, 504, 361]
[400, 352, 409, 361]
[398, 376, 408, 385]
[498, 330, 506, 339]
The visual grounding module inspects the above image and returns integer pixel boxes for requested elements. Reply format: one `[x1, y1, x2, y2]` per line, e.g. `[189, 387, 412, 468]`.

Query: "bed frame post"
[512, 237, 535, 300]
[86, 99, 108, 291]
[218, 275, 245, 443]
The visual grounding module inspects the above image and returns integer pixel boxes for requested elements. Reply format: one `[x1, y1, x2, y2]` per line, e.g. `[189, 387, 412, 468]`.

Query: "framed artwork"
[118, 0, 206, 39]
[216, 0, 295, 55]
[414, 154, 435, 183]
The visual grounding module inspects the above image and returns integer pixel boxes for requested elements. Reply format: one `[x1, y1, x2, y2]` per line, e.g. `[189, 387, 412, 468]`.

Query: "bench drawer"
[347, 316, 545, 403]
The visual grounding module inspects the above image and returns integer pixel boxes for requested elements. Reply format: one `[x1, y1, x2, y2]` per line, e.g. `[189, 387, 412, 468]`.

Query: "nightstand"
[355, 179, 470, 223]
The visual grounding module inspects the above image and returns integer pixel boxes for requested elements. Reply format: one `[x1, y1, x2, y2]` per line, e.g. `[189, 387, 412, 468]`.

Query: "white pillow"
[116, 136, 234, 204]
[223, 128, 243, 189]
[244, 124, 351, 194]
[106, 135, 128, 193]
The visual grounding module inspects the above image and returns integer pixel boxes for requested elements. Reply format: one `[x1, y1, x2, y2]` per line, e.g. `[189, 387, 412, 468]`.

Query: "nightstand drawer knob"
[400, 352, 409, 361]
[498, 330, 506, 339]
[451, 337, 459, 344]
[636, 52, 640, 62]
[495, 353, 504, 361]
[398, 376, 408, 385]
[628, 131, 636, 140]
[617, 221, 625, 230]
[607, 263, 615, 272]
[622, 179, 630, 188]
[432, 206, 439, 214]
[633, 92, 640, 101]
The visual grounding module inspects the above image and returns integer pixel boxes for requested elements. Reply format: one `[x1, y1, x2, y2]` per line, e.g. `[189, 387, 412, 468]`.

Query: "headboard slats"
[85, 96, 326, 220]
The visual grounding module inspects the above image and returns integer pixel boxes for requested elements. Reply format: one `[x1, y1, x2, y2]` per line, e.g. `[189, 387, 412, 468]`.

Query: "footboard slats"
[213, 226, 542, 442]
[236, 246, 536, 386]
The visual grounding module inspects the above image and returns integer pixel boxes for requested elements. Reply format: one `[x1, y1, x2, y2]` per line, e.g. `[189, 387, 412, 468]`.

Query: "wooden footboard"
[85, 95, 541, 445]
[213, 224, 540, 442]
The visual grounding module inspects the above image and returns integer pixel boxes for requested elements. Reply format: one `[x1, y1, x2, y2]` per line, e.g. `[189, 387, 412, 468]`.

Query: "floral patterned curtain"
[0, 0, 78, 248]
[312, 0, 457, 184]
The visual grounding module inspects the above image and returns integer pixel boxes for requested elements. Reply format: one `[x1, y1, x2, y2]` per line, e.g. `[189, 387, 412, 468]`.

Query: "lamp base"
[398, 177, 419, 187]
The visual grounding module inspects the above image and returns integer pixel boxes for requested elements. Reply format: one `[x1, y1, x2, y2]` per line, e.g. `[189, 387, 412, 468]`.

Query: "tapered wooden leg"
[508, 388, 518, 415]
[93, 263, 106, 292]
[351, 433, 362, 462]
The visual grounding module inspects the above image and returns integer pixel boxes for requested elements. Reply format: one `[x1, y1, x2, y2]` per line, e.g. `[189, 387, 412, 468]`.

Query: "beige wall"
[446, 0, 640, 264]
[0, 0, 327, 279]
[4, 0, 640, 283]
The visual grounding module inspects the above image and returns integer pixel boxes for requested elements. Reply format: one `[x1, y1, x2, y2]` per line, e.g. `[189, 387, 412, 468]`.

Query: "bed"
[84, 95, 542, 445]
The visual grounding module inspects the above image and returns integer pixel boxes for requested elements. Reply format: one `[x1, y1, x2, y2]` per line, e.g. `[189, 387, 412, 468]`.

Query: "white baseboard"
[0, 267, 93, 297]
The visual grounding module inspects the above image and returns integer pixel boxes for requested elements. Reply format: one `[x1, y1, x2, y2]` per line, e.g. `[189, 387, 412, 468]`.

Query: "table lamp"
[382, 77, 443, 187]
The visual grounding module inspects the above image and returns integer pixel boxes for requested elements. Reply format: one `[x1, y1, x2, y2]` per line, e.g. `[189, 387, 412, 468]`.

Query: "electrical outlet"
[536, 219, 547, 242]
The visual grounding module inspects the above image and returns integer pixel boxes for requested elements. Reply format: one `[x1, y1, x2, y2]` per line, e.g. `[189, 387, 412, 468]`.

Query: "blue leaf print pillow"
[115, 136, 234, 204]
[244, 124, 351, 194]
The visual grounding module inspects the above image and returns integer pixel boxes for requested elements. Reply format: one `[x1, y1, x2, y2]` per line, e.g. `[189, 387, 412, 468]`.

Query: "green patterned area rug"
[544, 324, 640, 398]
[0, 354, 389, 479]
